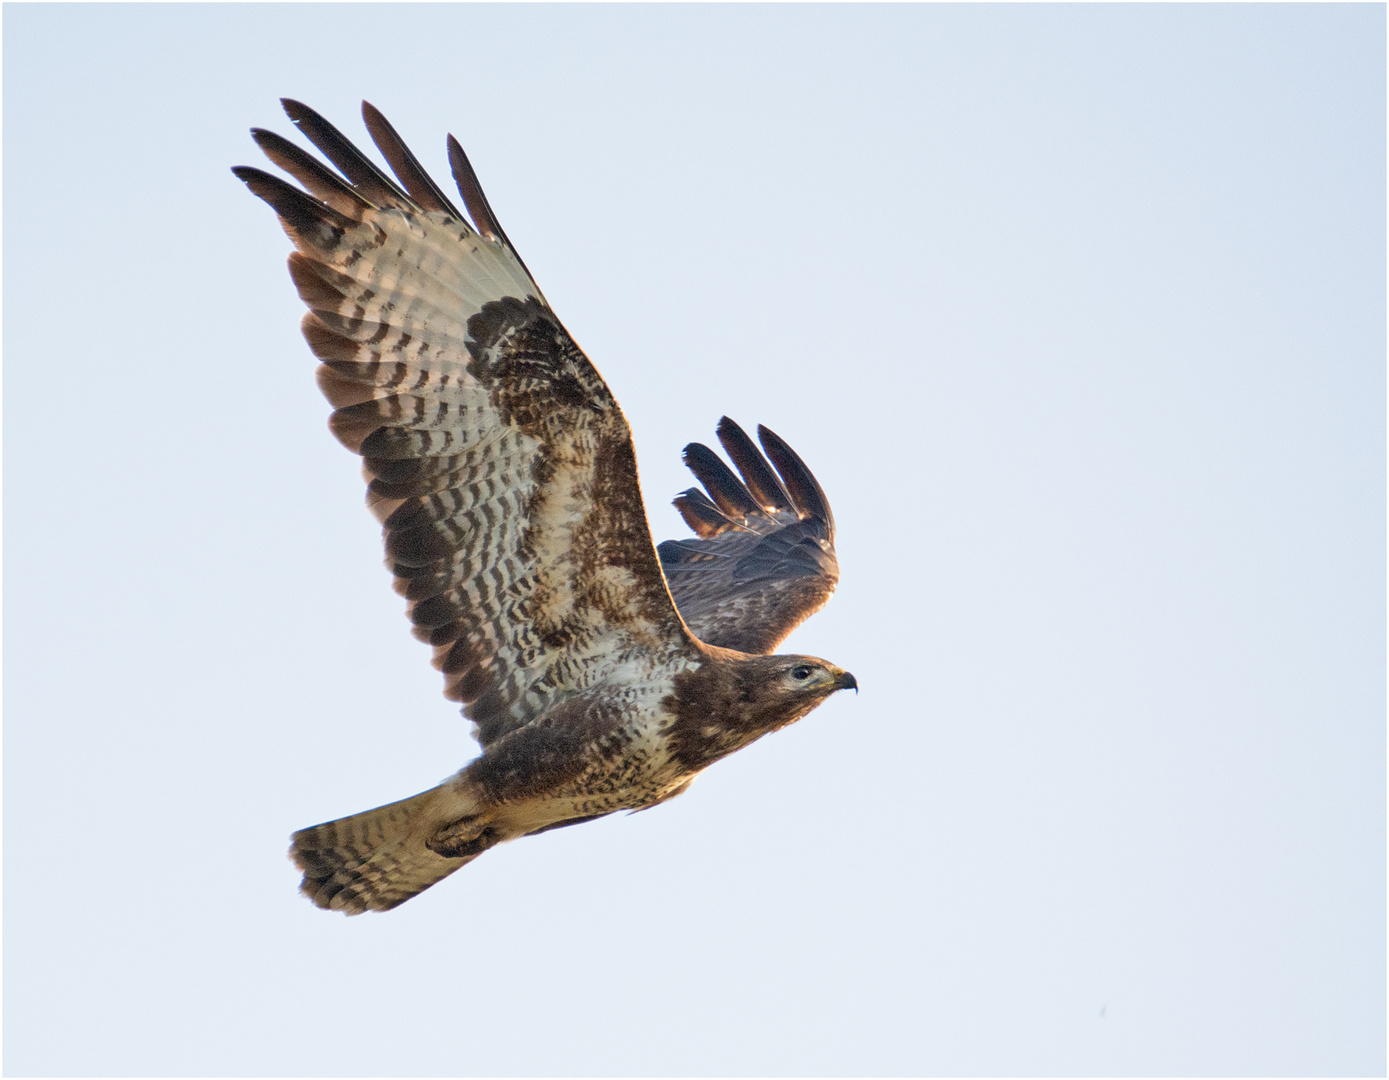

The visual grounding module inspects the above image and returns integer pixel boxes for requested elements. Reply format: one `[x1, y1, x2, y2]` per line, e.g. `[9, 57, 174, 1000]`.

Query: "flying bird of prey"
[235, 100, 853, 914]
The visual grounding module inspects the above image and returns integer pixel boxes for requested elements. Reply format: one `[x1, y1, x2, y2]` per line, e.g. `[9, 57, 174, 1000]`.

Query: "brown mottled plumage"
[236, 100, 853, 914]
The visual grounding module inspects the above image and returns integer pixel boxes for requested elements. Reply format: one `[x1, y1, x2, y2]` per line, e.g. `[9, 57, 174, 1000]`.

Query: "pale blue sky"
[4, 4, 1384, 1075]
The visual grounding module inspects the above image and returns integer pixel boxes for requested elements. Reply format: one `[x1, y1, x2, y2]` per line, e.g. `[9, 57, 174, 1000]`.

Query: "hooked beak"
[835, 670, 858, 694]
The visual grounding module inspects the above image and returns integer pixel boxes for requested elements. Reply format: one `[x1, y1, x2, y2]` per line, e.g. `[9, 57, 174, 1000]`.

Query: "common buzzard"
[235, 101, 854, 914]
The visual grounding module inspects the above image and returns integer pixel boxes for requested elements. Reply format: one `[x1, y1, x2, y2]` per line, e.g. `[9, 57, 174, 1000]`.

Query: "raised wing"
[235, 100, 693, 747]
[657, 418, 839, 654]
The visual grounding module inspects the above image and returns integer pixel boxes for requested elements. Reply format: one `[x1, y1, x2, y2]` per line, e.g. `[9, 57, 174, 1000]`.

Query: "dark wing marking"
[657, 418, 839, 654]
[236, 100, 695, 748]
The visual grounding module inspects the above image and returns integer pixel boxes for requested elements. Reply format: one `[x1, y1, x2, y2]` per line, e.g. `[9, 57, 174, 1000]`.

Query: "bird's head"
[670, 651, 857, 769]
[775, 656, 858, 696]
[735, 653, 857, 731]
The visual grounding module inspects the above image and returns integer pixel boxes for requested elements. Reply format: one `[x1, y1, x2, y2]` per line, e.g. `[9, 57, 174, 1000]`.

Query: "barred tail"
[290, 782, 489, 914]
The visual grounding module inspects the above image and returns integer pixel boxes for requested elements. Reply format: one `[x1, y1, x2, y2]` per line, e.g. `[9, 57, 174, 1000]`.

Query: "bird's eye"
[790, 665, 814, 681]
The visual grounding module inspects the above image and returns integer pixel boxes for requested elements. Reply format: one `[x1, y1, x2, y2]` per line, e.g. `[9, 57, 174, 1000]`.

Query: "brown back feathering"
[657, 418, 839, 654]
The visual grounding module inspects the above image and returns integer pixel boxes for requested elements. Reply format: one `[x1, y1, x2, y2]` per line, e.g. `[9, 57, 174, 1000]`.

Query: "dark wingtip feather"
[280, 98, 418, 211]
[446, 134, 541, 291]
[360, 100, 463, 218]
[232, 165, 353, 245]
[715, 417, 794, 514]
[250, 127, 373, 215]
[757, 425, 834, 536]
[682, 442, 762, 521]
[280, 97, 333, 131]
[673, 488, 738, 538]
[446, 134, 505, 242]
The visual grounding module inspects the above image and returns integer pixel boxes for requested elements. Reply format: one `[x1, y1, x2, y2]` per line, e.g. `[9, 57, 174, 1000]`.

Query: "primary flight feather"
[236, 100, 852, 913]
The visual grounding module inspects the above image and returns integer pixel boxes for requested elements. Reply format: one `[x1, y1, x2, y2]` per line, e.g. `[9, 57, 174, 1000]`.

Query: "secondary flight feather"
[236, 100, 852, 913]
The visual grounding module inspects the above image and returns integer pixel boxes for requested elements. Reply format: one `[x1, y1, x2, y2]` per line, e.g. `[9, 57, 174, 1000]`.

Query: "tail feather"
[290, 784, 483, 914]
